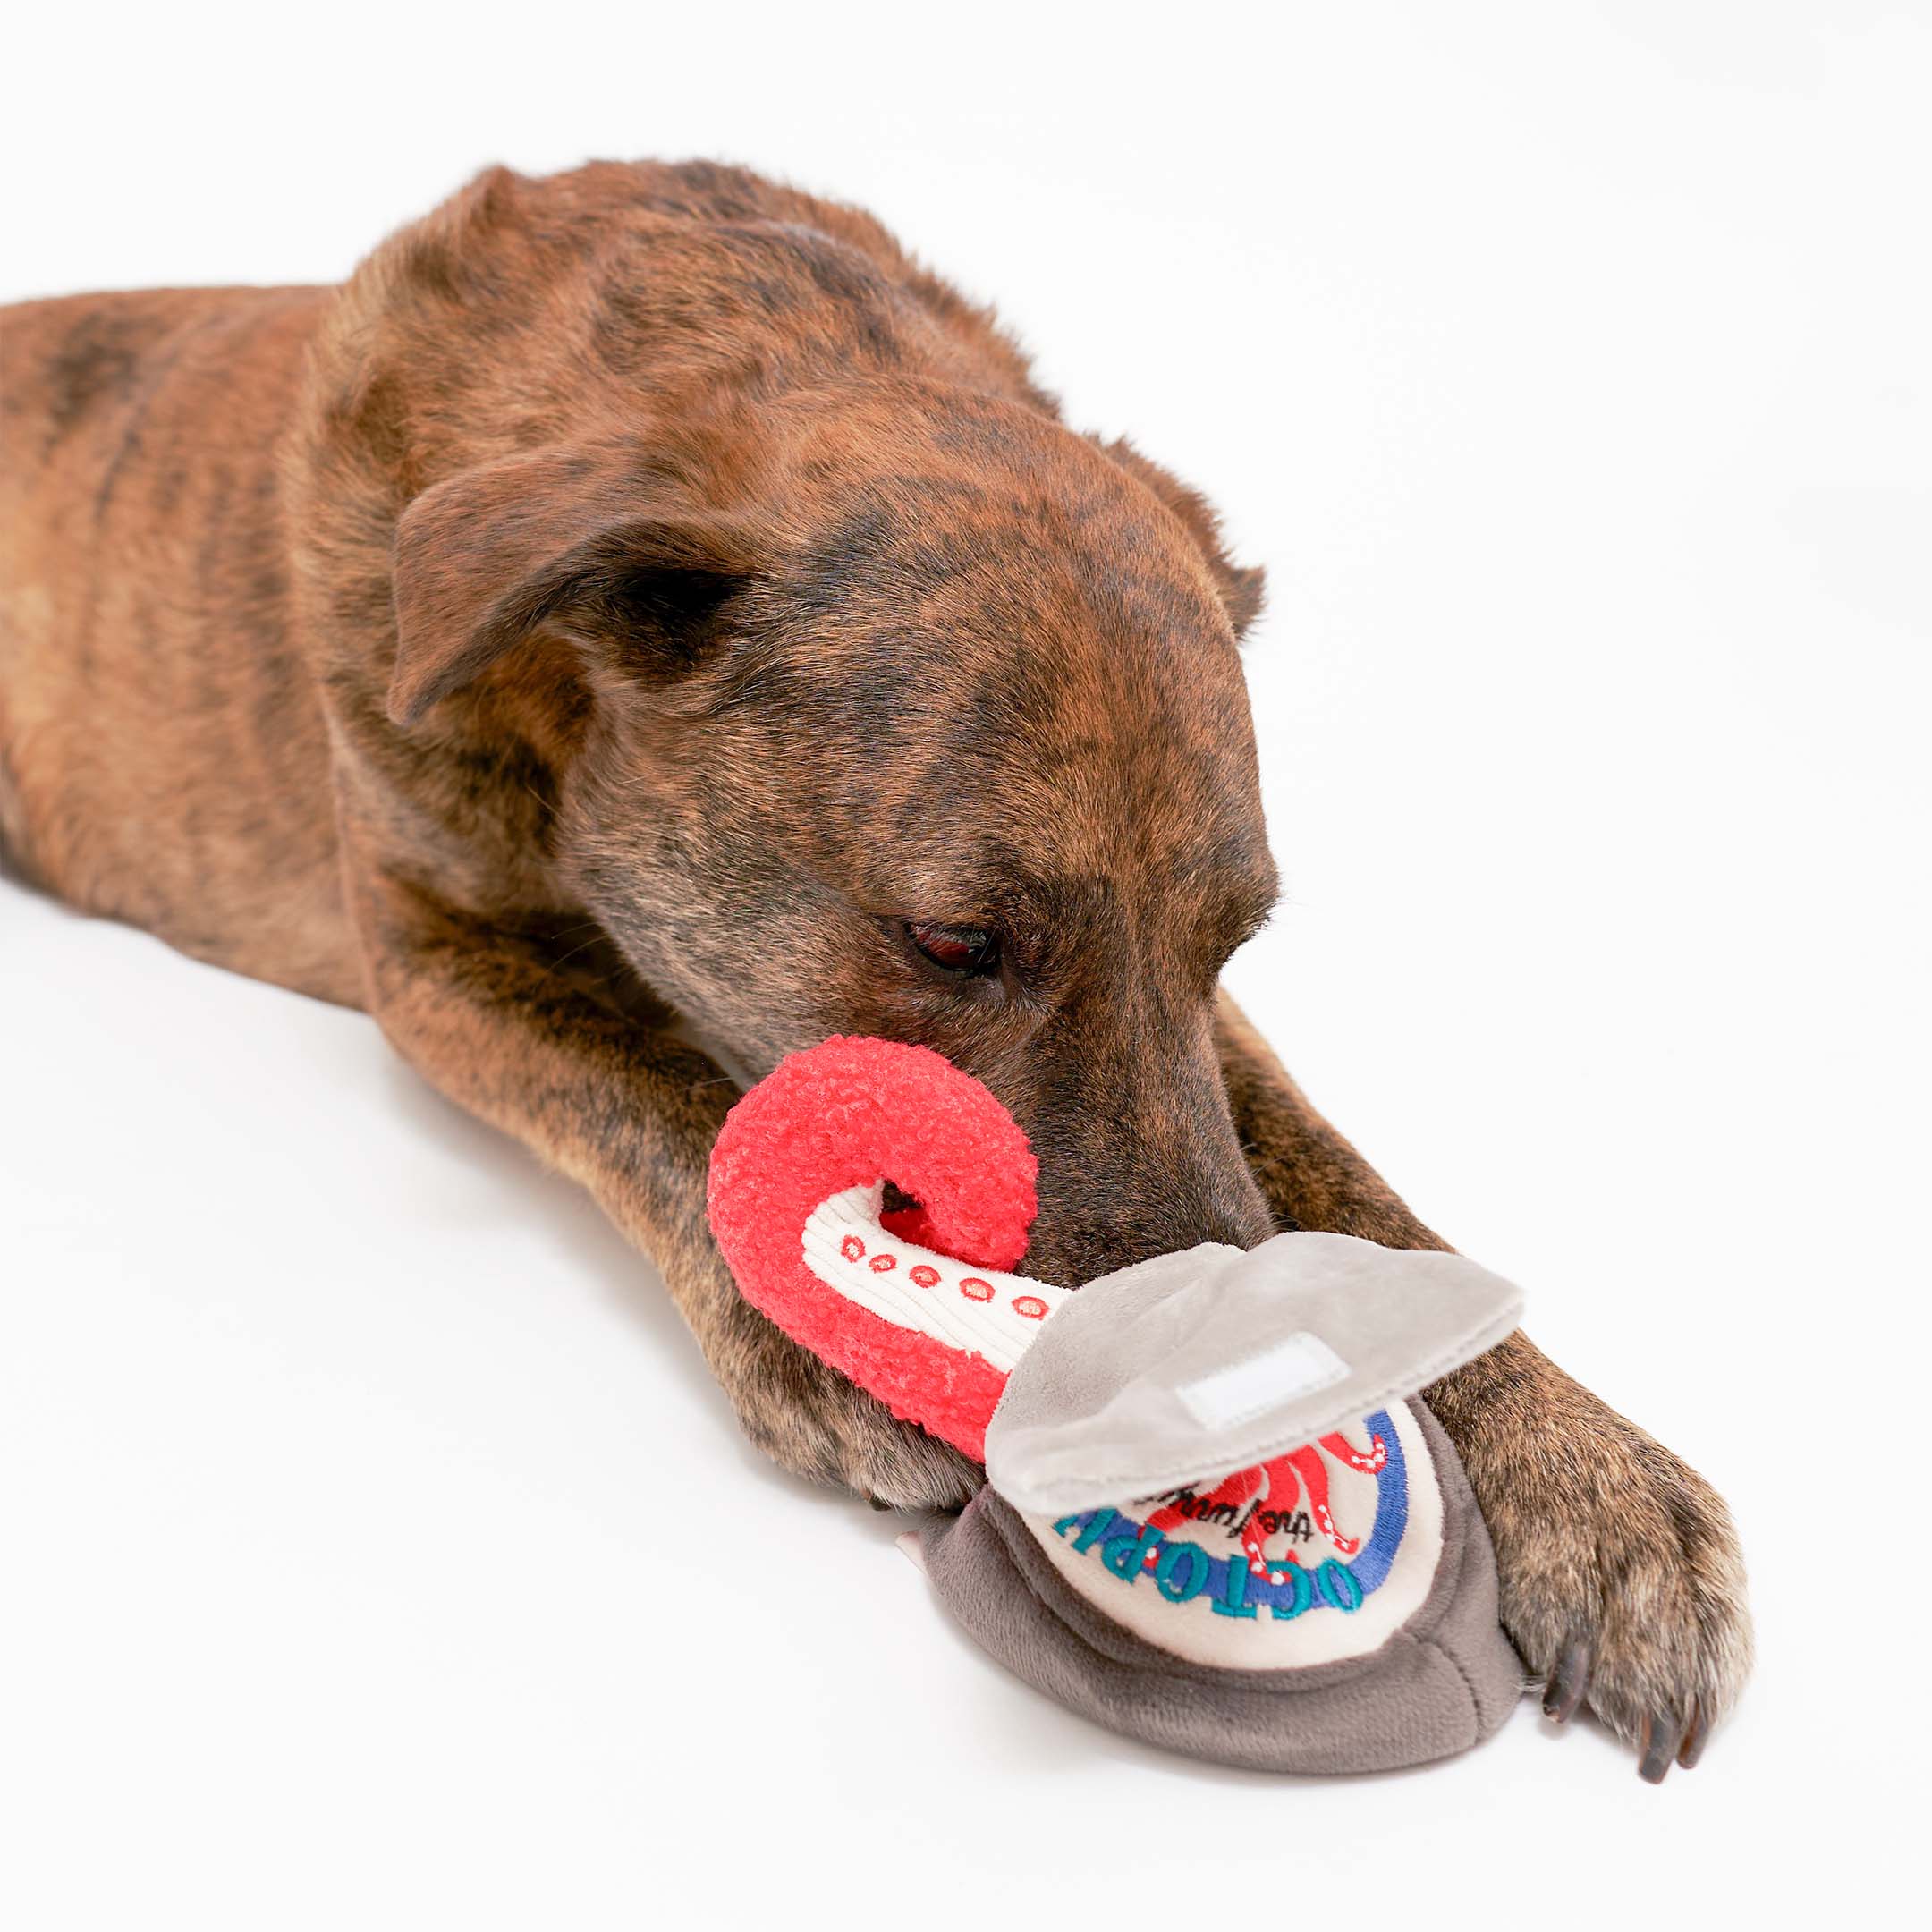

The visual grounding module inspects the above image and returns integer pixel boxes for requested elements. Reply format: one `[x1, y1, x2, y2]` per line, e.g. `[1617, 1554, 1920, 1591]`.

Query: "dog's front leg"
[1216, 994, 1752, 1777]
[346, 863, 980, 1511]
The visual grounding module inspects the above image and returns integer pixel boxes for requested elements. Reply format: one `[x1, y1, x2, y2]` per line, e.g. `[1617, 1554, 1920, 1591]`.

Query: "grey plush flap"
[985, 1231, 1522, 1516]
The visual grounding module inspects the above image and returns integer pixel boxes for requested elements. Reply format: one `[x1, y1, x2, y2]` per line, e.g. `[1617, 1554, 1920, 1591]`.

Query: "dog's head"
[389, 382, 1278, 1283]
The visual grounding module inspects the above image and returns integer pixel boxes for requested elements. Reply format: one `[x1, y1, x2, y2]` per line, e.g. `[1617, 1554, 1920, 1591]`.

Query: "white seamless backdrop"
[3, 6, 1926, 1928]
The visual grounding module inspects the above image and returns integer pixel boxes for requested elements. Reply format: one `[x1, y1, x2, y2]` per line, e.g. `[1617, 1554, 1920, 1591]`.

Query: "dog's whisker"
[547, 935, 609, 973]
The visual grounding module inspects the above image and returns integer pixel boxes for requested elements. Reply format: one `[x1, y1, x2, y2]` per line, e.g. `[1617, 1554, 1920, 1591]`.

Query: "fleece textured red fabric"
[707, 1037, 1039, 1462]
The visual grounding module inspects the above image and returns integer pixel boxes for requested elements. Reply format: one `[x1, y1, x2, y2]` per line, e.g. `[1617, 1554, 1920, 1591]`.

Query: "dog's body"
[0, 161, 1748, 1775]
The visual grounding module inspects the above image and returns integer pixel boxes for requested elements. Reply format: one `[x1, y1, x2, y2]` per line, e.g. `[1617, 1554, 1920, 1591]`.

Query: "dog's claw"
[1638, 1709, 1684, 1784]
[1542, 1640, 1590, 1723]
[1677, 1698, 1710, 1771]
[1455, 1369, 1750, 1782]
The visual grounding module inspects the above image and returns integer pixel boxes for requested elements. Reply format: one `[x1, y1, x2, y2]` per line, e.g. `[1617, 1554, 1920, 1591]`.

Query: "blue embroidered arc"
[1053, 1408, 1407, 1615]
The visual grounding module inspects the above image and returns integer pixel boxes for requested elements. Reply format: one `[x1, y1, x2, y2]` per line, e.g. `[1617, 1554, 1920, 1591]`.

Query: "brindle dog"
[0, 160, 1749, 1778]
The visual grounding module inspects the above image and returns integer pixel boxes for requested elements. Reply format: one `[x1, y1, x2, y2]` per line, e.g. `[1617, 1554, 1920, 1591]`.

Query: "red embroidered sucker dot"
[831, 1217, 1053, 1325]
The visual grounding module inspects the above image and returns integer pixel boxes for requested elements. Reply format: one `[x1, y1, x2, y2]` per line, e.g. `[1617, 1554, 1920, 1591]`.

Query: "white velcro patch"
[1174, 1331, 1350, 1430]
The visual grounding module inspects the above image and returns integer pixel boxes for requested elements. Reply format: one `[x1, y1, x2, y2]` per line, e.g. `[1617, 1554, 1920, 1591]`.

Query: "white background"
[4, 4, 1928, 1926]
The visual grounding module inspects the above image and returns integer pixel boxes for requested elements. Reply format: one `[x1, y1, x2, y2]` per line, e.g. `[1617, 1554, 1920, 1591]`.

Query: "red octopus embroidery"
[1140, 1427, 1389, 1583]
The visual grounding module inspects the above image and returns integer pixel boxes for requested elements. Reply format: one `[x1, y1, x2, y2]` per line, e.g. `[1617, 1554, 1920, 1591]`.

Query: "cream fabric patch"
[1022, 1398, 1445, 1672]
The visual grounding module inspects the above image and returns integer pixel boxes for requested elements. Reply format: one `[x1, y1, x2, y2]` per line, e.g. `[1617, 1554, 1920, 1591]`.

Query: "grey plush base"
[923, 1403, 1525, 1775]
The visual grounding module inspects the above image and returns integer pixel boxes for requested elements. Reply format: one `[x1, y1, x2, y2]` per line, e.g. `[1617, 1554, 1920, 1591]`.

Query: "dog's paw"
[1446, 1368, 1753, 1781]
[715, 1309, 983, 1513]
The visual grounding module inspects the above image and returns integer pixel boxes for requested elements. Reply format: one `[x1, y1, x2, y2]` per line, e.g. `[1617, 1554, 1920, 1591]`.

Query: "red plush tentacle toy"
[706, 1034, 1042, 1462]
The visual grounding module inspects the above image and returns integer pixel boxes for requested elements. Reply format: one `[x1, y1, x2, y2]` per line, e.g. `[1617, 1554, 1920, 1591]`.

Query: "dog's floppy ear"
[387, 442, 763, 728]
[1097, 436, 1267, 640]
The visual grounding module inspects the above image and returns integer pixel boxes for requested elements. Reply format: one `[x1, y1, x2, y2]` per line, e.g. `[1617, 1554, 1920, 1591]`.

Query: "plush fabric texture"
[985, 1230, 1524, 1516]
[707, 1035, 1038, 1461]
[922, 1402, 1525, 1775]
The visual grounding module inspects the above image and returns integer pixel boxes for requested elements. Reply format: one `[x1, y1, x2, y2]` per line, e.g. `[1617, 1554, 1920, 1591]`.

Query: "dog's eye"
[904, 920, 999, 977]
